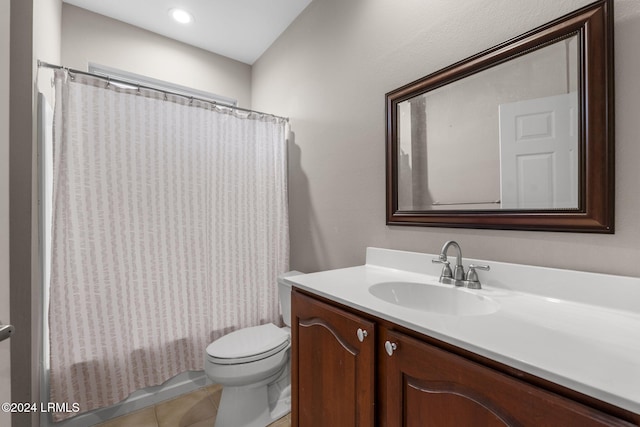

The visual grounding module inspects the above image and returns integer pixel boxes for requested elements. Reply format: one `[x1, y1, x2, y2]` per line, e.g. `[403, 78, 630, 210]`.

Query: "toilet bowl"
[204, 271, 301, 427]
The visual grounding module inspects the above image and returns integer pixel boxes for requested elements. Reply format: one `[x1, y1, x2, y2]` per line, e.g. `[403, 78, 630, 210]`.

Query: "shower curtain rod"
[37, 60, 289, 122]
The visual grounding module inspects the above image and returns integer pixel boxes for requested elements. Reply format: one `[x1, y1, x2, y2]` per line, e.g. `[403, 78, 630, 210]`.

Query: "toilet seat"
[206, 323, 290, 365]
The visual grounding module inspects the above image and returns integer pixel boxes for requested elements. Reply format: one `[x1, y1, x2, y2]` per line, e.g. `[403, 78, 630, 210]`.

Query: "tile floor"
[95, 384, 291, 427]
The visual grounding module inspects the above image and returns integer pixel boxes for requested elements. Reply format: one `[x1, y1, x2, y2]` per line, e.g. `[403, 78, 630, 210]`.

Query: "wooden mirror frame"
[386, 0, 614, 233]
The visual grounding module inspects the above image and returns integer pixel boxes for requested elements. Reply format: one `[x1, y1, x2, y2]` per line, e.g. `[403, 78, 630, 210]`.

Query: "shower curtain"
[48, 70, 289, 420]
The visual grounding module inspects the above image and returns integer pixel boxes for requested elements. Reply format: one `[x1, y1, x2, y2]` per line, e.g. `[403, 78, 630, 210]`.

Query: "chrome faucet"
[432, 240, 465, 286]
[432, 240, 491, 288]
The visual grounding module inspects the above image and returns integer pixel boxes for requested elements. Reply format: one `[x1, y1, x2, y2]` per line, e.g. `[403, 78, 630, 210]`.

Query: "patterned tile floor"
[95, 384, 291, 427]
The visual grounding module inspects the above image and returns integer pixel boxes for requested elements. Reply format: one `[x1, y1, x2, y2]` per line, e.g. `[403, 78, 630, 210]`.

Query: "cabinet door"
[380, 328, 633, 427]
[292, 291, 375, 427]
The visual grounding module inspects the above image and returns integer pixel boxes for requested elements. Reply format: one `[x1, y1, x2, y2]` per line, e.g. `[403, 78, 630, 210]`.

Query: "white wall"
[252, 0, 640, 277]
[35, 0, 61, 98]
[61, 4, 252, 108]
[1, 0, 12, 424]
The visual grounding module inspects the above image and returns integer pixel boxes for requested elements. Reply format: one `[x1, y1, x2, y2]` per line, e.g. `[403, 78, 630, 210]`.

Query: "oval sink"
[369, 281, 499, 316]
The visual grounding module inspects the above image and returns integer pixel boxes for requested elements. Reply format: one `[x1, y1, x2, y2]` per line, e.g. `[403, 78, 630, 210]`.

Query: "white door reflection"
[499, 92, 578, 209]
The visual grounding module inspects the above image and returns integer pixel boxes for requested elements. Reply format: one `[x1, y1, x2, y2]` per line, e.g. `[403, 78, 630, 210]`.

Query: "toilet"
[205, 271, 301, 427]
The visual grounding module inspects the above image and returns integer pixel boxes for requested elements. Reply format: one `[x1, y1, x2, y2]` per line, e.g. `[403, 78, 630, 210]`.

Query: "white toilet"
[205, 271, 301, 427]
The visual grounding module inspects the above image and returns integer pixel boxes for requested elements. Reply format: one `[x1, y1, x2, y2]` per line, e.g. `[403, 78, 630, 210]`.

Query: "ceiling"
[62, 0, 313, 65]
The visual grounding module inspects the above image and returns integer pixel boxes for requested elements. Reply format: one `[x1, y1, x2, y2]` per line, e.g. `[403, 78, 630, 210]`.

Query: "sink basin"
[369, 281, 499, 316]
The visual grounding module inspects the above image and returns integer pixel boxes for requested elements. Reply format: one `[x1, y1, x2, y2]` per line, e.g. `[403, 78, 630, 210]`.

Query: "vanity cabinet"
[292, 289, 637, 427]
[380, 328, 632, 427]
[291, 290, 375, 427]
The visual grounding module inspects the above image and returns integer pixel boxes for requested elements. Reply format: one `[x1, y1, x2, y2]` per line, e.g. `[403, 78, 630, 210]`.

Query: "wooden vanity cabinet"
[291, 290, 376, 427]
[380, 328, 633, 427]
[292, 289, 639, 427]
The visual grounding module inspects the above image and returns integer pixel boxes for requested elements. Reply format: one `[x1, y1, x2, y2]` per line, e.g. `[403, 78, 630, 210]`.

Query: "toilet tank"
[277, 271, 303, 327]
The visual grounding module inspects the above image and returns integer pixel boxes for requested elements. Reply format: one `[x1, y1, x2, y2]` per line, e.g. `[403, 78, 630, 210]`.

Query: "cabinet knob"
[384, 341, 397, 356]
[356, 328, 368, 342]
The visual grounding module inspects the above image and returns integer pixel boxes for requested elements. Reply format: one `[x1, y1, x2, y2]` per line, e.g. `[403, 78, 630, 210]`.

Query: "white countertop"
[284, 247, 640, 414]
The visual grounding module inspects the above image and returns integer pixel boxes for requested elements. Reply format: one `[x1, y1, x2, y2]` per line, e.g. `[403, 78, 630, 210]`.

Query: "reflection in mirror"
[397, 36, 579, 211]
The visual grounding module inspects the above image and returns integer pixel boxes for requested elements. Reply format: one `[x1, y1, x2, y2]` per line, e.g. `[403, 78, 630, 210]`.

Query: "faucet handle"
[465, 264, 490, 289]
[432, 258, 453, 284]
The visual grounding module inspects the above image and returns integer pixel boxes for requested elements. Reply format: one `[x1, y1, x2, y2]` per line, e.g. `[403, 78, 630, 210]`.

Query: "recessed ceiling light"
[170, 8, 193, 24]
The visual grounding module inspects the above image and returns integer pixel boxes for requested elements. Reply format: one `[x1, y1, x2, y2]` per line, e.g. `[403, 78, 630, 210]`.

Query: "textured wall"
[252, 0, 640, 277]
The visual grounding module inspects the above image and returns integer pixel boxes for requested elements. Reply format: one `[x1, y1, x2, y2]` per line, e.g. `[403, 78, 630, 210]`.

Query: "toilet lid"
[206, 323, 290, 361]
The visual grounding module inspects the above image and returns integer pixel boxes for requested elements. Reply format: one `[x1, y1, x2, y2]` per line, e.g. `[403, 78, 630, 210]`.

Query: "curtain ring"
[106, 77, 111, 88]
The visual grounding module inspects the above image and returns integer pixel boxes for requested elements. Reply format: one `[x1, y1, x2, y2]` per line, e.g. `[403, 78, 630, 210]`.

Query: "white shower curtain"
[49, 70, 289, 420]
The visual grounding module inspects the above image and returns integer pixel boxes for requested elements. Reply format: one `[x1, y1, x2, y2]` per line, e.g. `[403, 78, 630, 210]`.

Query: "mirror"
[386, 0, 614, 232]
[397, 36, 579, 211]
